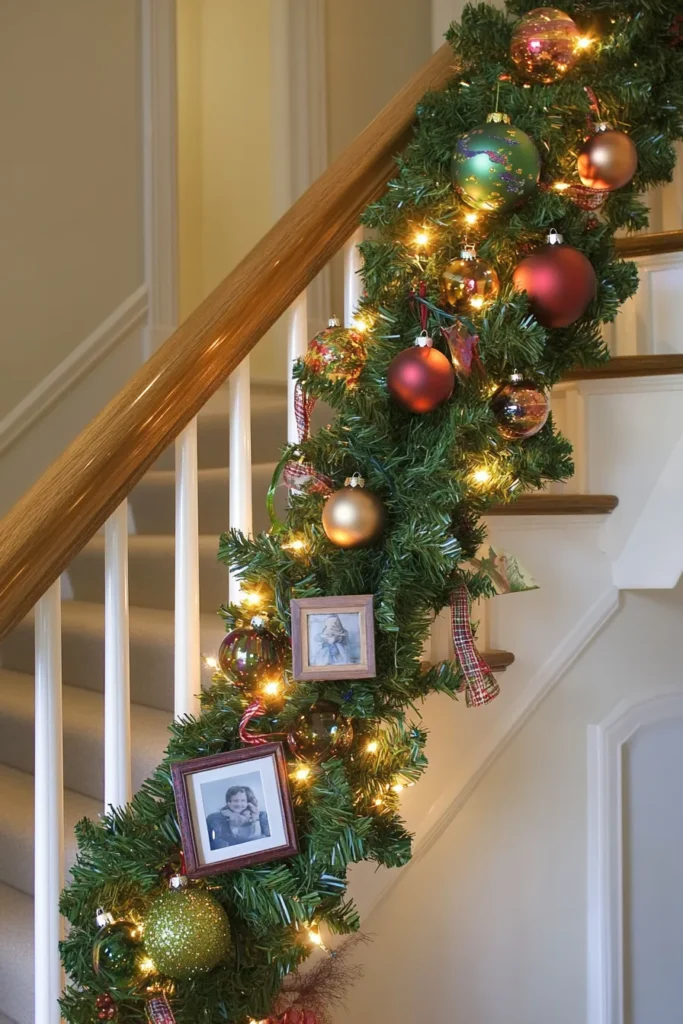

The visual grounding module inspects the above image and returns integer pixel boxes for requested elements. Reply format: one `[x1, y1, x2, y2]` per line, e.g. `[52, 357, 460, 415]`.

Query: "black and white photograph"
[290, 595, 376, 681]
[171, 743, 299, 877]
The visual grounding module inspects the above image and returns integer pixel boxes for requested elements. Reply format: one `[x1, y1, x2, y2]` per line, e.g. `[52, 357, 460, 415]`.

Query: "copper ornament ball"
[287, 701, 354, 762]
[491, 376, 550, 440]
[322, 478, 385, 549]
[512, 231, 596, 328]
[577, 127, 638, 191]
[387, 341, 455, 414]
[442, 247, 500, 311]
[510, 7, 581, 83]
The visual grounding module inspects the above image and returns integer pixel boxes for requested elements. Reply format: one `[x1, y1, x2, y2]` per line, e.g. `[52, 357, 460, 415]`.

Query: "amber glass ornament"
[452, 113, 541, 213]
[491, 374, 549, 440]
[303, 316, 366, 385]
[322, 473, 385, 549]
[510, 7, 581, 83]
[92, 909, 143, 988]
[142, 875, 231, 980]
[442, 245, 500, 311]
[218, 617, 281, 689]
[387, 333, 455, 414]
[288, 701, 354, 761]
[512, 229, 596, 328]
[577, 124, 638, 191]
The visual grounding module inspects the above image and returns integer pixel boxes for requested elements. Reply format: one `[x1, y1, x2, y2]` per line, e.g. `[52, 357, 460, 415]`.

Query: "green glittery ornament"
[143, 875, 231, 980]
[92, 908, 144, 987]
[452, 113, 541, 213]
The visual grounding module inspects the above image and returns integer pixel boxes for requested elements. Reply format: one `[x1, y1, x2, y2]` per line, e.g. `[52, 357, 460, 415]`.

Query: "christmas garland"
[60, 3, 683, 1022]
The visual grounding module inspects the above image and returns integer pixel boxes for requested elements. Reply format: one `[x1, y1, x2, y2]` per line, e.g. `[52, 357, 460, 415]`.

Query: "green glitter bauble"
[92, 919, 143, 987]
[143, 886, 231, 980]
[452, 119, 541, 213]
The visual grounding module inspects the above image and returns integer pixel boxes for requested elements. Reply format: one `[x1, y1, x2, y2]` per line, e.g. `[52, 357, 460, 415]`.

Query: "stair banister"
[0, 42, 457, 643]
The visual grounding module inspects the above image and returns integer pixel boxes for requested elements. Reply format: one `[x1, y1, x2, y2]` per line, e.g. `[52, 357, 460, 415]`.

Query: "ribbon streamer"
[145, 995, 176, 1024]
[294, 381, 316, 444]
[450, 586, 499, 707]
[584, 85, 602, 133]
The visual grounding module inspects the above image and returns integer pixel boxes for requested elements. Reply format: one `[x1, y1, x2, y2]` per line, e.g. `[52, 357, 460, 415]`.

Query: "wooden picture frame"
[171, 742, 299, 878]
[290, 594, 376, 681]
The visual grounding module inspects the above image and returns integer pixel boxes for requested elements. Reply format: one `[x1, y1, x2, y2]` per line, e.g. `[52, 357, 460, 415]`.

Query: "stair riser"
[67, 543, 229, 613]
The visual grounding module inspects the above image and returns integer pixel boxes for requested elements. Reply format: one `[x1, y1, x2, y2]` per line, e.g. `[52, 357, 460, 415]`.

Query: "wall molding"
[586, 691, 683, 1024]
[365, 583, 620, 921]
[0, 286, 148, 457]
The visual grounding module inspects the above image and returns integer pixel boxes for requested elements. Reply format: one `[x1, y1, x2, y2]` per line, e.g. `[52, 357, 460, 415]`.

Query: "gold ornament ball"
[322, 481, 385, 549]
[510, 7, 581, 83]
[143, 884, 231, 980]
[442, 250, 500, 311]
[577, 127, 638, 191]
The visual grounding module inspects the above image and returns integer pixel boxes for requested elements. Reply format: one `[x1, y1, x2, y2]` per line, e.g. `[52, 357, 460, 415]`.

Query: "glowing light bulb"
[392, 783, 405, 793]
[464, 212, 479, 225]
[242, 590, 263, 609]
[576, 35, 593, 50]
[471, 467, 492, 486]
[284, 537, 307, 553]
[294, 766, 311, 782]
[553, 182, 571, 192]
[351, 317, 369, 333]
[308, 928, 324, 947]
[414, 230, 430, 248]
[366, 740, 379, 754]
[139, 956, 156, 975]
[262, 680, 282, 697]
[204, 656, 218, 670]
[469, 296, 485, 310]
[374, 798, 384, 806]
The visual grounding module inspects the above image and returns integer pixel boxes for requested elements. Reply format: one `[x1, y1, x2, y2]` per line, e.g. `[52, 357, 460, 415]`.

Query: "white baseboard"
[364, 584, 621, 921]
[0, 286, 148, 457]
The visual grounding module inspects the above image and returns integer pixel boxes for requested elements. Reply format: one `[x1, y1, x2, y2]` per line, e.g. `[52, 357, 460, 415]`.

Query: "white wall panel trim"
[587, 692, 683, 1024]
[0, 285, 148, 457]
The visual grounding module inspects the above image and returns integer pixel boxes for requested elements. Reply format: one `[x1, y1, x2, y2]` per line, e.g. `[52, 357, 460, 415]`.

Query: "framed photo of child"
[290, 595, 376, 681]
[171, 743, 299, 878]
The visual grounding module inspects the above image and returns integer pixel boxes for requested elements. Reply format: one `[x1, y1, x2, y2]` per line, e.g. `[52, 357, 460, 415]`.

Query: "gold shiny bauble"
[577, 127, 638, 191]
[143, 880, 231, 980]
[442, 248, 500, 311]
[322, 477, 385, 549]
[510, 7, 581, 83]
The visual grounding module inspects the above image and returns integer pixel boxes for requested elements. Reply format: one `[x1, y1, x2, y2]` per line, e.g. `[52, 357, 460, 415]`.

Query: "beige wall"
[0, 0, 143, 420]
[333, 584, 683, 1023]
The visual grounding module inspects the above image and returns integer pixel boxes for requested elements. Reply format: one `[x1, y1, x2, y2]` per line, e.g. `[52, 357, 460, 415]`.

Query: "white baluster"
[343, 226, 364, 327]
[104, 502, 132, 809]
[287, 292, 309, 446]
[175, 420, 201, 719]
[34, 581, 64, 1024]
[229, 358, 253, 603]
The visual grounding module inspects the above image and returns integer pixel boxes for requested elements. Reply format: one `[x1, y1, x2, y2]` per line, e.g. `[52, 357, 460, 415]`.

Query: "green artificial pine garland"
[60, 3, 683, 1021]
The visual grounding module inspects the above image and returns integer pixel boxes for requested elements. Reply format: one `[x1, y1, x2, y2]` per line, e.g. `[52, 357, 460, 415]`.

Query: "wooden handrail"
[0, 34, 681, 642]
[0, 43, 456, 641]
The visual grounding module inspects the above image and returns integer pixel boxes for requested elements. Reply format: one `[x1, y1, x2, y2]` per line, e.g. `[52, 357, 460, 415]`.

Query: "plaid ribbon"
[145, 995, 176, 1024]
[269, 1011, 319, 1024]
[294, 381, 316, 443]
[282, 460, 334, 496]
[584, 86, 602, 134]
[540, 180, 608, 212]
[450, 586, 499, 707]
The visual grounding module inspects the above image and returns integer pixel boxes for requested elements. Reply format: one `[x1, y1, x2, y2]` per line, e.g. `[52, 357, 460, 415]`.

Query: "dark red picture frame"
[171, 742, 299, 878]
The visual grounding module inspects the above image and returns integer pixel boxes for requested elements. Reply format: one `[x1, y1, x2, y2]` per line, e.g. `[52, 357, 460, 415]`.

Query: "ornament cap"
[250, 615, 267, 631]
[95, 907, 115, 928]
[414, 330, 433, 349]
[509, 370, 524, 383]
[594, 121, 612, 133]
[460, 243, 477, 260]
[547, 228, 564, 245]
[344, 472, 366, 489]
[486, 111, 511, 124]
[168, 873, 189, 891]
[327, 315, 341, 328]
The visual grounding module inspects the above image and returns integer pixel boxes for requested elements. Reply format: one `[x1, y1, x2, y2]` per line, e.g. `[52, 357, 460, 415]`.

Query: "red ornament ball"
[577, 126, 638, 191]
[491, 376, 549, 440]
[387, 337, 455, 414]
[512, 231, 596, 328]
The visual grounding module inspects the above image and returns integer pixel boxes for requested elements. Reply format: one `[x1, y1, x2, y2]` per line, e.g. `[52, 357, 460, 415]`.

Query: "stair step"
[153, 387, 287, 471]
[487, 494, 618, 516]
[68, 534, 229, 613]
[0, 671, 170, 802]
[0, 602, 225, 712]
[130, 463, 279, 535]
[0, 764, 99, 897]
[564, 354, 683, 380]
[0, 882, 32, 1024]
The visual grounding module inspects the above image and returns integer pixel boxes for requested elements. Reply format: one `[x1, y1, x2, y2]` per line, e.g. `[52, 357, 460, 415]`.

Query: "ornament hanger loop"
[460, 243, 477, 260]
[414, 330, 433, 348]
[327, 315, 341, 328]
[547, 228, 563, 245]
[345, 472, 366, 489]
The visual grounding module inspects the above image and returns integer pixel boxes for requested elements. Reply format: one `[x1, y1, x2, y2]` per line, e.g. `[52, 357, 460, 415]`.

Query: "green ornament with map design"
[452, 113, 541, 213]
